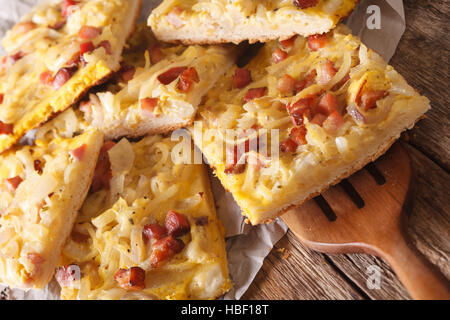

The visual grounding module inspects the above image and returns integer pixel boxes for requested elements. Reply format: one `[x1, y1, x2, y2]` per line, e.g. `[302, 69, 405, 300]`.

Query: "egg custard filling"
[78, 26, 237, 140]
[0, 129, 104, 289]
[148, 0, 359, 44]
[58, 136, 231, 300]
[0, 0, 141, 154]
[190, 25, 430, 225]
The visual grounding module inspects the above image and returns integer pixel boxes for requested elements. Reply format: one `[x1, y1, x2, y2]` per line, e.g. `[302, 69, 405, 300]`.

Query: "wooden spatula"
[282, 142, 450, 300]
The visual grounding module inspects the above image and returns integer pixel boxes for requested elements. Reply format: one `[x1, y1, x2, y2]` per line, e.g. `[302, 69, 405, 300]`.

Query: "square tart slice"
[0, 129, 104, 289]
[58, 135, 231, 300]
[190, 25, 431, 225]
[148, 0, 359, 44]
[0, 0, 141, 154]
[80, 26, 238, 140]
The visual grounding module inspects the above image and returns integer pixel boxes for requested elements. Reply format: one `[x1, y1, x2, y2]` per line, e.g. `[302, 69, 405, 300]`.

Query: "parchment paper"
[0, 0, 405, 300]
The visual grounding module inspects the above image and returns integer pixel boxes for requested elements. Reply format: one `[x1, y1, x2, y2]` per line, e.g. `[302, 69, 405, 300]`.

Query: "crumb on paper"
[1, 287, 10, 300]
[276, 247, 291, 260]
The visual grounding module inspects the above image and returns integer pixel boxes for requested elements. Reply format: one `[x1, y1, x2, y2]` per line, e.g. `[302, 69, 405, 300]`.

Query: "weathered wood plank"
[325, 144, 449, 300]
[245, 143, 449, 300]
[242, 232, 365, 300]
[404, 144, 450, 276]
[245, 0, 449, 300]
[389, 0, 450, 170]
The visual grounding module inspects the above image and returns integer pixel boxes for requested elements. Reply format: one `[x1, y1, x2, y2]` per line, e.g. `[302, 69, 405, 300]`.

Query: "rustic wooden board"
[244, 0, 449, 300]
[242, 233, 366, 300]
[390, 0, 450, 170]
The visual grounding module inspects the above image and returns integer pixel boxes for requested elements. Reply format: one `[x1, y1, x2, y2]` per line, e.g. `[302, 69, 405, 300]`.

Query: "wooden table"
[243, 0, 450, 300]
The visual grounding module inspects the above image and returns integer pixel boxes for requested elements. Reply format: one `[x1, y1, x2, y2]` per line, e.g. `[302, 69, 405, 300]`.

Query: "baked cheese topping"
[0, 0, 140, 153]
[58, 136, 231, 300]
[191, 25, 430, 224]
[80, 26, 237, 139]
[149, 0, 359, 42]
[0, 130, 103, 289]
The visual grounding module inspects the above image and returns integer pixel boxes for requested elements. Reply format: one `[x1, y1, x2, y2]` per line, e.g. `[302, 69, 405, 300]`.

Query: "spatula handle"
[379, 231, 450, 300]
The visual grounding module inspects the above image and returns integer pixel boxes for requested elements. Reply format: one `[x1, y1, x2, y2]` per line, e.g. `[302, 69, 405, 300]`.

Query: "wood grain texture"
[244, 0, 449, 300]
[242, 233, 365, 300]
[389, 0, 450, 170]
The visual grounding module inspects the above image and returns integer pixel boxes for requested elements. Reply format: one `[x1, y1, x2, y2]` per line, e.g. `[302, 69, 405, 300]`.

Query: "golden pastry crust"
[80, 26, 237, 140]
[190, 25, 430, 225]
[148, 0, 359, 44]
[0, 130, 104, 289]
[58, 136, 231, 300]
[0, 0, 141, 154]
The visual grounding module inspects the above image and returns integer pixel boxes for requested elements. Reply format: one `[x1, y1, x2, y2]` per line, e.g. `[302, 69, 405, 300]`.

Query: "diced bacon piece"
[232, 68, 252, 89]
[148, 44, 165, 64]
[142, 224, 167, 243]
[277, 74, 296, 94]
[293, 0, 319, 9]
[114, 267, 146, 291]
[90, 141, 115, 192]
[224, 133, 261, 174]
[165, 210, 190, 237]
[244, 87, 267, 103]
[287, 94, 319, 125]
[80, 41, 95, 55]
[10, 51, 25, 64]
[317, 92, 339, 116]
[14, 21, 37, 34]
[26, 253, 44, 280]
[359, 90, 387, 111]
[52, 66, 77, 89]
[0, 56, 7, 73]
[272, 48, 288, 63]
[39, 70, 53, 85]
[319, 60, 338, 86]
[224, 144, 246, 175]
[69, 144, 87, 161]
[290, 125, 308, 145]
[27, 253, 44, 275]
[119, 64, 136, 83]
[280, 138, 298, 153]
[140, 98, 158, 113]
[167, 6, 185, 29]
[310, 113, 327, 126]
[34, 159, 43, 174]
[0, 93, 3, 104]
[322, 110, 345, 134]
[181, 67, 200, 83]
[62, 0, 78, 18]
[27, 253, 43, 264]
[157, 66, 187, 85]
[78, 26, 101, 40]
[224, 163, 246, 175]
[177, 67, 200, 93]
[280, 36, 297, 49]
[0, 121, 14, 135]
[56, 265, 79, 287]
[50, 20, 66, 30]
[5, 176, 23, 192]
[98, 40, 112, 55]
[295, 70, 317, 93]
[148, 235, 185, 268]
[308, 33, 328, 51]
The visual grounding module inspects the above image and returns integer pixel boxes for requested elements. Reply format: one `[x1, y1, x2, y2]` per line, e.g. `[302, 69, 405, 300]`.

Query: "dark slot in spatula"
[282, 142, 450, 300]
